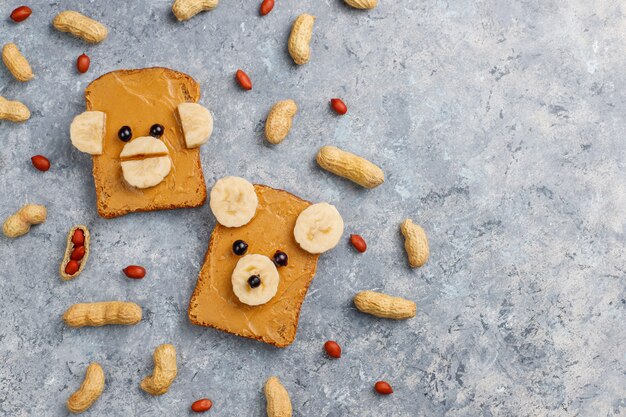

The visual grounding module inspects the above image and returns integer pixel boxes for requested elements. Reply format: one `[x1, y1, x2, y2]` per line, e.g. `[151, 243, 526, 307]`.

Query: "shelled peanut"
[317, 145, 384, 188]
[63, 301, 142, 328]
[265, 376, 292, 417]
[3, 204, 46, 238]
[140, 344, 177, 396]
[53, 11, 108, 43]
[265, 100, 298, 144]
[353, 290, 416, 319]
[172, 0, 219, 21]
[67, 363, 105, 413]
[2, 43, 34, 82]
[344, 0, 378, 9]
[60, 225, 90, 280]
[400, 219, 429, 268]
[288, 14, 315, 65]
[0, 96, 30, 122]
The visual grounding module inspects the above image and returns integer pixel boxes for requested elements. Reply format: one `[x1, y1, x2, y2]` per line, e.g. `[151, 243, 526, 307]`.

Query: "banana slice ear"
[210, 176, 259, 227]
[178, 102, 213, 148]
[294, 202, 344, 254]
[70, 111, 106, 155]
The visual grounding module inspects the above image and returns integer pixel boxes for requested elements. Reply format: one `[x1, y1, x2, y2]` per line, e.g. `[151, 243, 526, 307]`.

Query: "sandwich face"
[71, 67, 213, 218]
[189, 179, 344, 348]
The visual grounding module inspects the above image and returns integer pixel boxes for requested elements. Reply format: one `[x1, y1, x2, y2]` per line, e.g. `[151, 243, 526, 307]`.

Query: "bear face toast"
[189, 177, 344, 348]
[70, 68, 213, 218]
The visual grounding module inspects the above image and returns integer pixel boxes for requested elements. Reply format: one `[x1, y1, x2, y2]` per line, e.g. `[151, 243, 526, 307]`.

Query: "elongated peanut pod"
[265, 376, 292, 417]
[354, 290, 416, 319]
[3, 204, 46, 238]
[317, 145, 384, 188]
[2, 43, 33, 82]
[63, 301, 142, 328]
[60, 225, 91, 281]
[67, 363, 105, 413]
[401, 219, 429, 268]
[344, 0, 378, 9]
[0, 96, 30, 122]
[140, 344, 177, 395]
[265, 100, 298, 144]
[172, 0, 219, 21]
[53, 11, 108, 43]
[288, 14, 315, 65]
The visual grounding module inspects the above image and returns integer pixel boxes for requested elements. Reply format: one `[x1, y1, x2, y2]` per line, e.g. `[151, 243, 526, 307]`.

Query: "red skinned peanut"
[65, 260, 79, 276]
[191, 398, 212, 412]
[76, 54, 90, 73]
[374, 381, 393, 395]
[10, 6, 32, 22]
[259, 0, 274, 16]
[350, 234, 367, 253]
[31, 155, 50, 172]
[330, 98, 348, 115]
[71, 229, 85, 246]
[123, 265, 146, 279]
[324, 340, 342, 358]
[235, 69, 252, 90]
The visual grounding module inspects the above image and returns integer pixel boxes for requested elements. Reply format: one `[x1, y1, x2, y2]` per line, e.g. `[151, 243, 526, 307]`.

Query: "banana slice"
[209, 176, 258, 227]
[120, 136, 172, 189]
[294, 203, 344, 254]
[70, 111, 106, 155]
[231, 254, 280, 306]
[178, 102, 213, 148]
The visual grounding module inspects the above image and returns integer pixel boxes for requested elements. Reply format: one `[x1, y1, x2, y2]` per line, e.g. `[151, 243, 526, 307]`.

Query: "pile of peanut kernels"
[2, 1, 431, 415]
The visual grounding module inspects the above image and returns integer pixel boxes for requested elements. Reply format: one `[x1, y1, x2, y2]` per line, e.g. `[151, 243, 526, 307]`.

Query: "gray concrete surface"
[1, 1, 625, 416]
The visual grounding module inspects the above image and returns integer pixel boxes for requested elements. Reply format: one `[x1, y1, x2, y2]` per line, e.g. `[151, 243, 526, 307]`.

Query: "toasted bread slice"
[84, 67, 206, 218]
[188, 185, 320, 348]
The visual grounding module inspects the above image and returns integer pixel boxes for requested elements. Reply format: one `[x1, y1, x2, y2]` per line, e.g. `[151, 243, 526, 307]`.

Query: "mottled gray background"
[0, 0, 624, 416]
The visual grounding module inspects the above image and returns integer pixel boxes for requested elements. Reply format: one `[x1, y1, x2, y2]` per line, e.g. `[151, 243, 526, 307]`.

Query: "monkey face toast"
[69, 68, 214, 218]
[189, 177, 344, 348]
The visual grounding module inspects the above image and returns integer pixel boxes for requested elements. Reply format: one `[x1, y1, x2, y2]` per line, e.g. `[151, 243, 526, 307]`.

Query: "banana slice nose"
[231, 254, 280, 306]
[119, 136, 172, 189]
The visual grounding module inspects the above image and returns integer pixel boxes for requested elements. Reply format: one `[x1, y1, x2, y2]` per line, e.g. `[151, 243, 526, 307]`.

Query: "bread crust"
[188, 184, 319, 348]
[84, 67, 207, 218]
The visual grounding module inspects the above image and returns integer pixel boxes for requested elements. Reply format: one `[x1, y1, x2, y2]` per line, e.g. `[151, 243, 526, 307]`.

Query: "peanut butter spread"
[85, 68, 206, 218]
[189, 185, 320, 348]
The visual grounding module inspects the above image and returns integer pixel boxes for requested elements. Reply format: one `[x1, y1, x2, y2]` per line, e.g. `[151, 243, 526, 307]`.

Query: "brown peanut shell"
[60, 225, 91, 281]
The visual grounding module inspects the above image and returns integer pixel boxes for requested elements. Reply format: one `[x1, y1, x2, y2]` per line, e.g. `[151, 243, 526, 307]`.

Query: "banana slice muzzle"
[119, 136, 172, 189]
[231, 254, 280, 306]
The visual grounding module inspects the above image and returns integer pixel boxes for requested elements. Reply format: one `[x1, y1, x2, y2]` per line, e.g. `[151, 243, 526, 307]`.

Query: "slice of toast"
[188, 185, 320, 348]
[84, 67, 207, 218]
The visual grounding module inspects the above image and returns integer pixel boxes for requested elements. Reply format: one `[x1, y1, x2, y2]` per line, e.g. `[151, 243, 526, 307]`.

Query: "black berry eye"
[273, 251, 288, 267]
[150, 124, 164, 138]
[118, 126, 132, 142]
[247, 275, 261, 288]
[232, 240, 248, 255]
